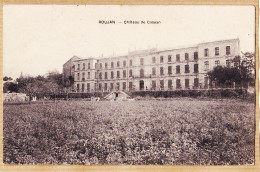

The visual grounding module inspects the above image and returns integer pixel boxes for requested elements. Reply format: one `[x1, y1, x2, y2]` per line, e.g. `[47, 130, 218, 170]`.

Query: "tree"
[3, 76, 12, 81]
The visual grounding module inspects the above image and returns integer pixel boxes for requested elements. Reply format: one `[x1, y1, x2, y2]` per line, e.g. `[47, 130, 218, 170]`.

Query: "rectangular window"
[82, 72, 85, 81]
[160, 56, 164, 63]
[123, 82, 126, 90]
[111, 71, 114, 79]
[123, 60, 126, 67]
[105, 72, 108, 79]
[104, 83, 107, 91]
[100, 63, 102, 69]
[88, 63, 90, 69]
[160, 80, 164, 90]
[88, 72, 90, 79]
[168, 80, 172, 90]
[226, 46, 230, 55]
[194, 64, 198, 73]
[95, 63, 97, 69]
[77, 84, 80, 92]
[204, 61, 209, 70]
[204, 48, 209, 57]
[129, 82, 133, 90]
[140, 58, 144, 65]
[194, 52, 198, 60]
[117, 61, 120, 67]
[176, 79, 181, 89]
[194, 78, 199, 88]
[226, 60, 232, 67]
[77, 73, 80, 80]
[185, 65, 189, 73]
[111, 62, 114, 68]
[215, 47, 219, 56]
[152, 80, 156, 90]
[129, 69, 132, 77]
[152, 67, 156, 75]
[81, 84, 85, 92]
[117, 71, 120, 78]
[152, 57, 156, 63]
[185, 79, 189, 89]
[168, 66, 172, 74]
[95, 72, 97, 79]
[123, 70, 126, 78]
[185, 53, 189, 60]
[94, 83, 97, 90]
[129, 60, 133, 66]
[204, 77, 209, 89]
[176, 54, 180, 61]
[215, 60, 220, 66]
[77, 64, 80, 70]
[99, 72, 102, 79]
[168, 55, 172, 62]
[176, 65, 180, 74]
[110, 83, 114, 90]
[105, 63, 108, 69]
[99, 83, 102, 91]
[83, 63, 85, 70]
[140, 69, 144, 78]
[87, 83, 90, 91]
[116, 82, 120, 90]
[160, 67, 164, 75]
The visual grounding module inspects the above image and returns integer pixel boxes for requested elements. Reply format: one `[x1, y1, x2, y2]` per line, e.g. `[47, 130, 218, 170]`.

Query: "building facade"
[63, 39, 240, 92]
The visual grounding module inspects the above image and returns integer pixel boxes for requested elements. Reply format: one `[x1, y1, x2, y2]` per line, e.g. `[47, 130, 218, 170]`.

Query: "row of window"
[76, 78, 203, 92]
[76, 46, 231, 70]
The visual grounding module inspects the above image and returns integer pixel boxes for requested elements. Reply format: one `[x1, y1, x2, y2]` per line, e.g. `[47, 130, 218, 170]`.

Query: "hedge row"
[51, 89, 251, 100]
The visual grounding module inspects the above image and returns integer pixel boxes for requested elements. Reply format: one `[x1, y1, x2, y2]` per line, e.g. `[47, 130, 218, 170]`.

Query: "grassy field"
[3, 98, 255, 165]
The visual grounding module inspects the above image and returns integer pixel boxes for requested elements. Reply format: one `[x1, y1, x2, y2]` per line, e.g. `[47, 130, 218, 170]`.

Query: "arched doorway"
[139, 80, 144, 90]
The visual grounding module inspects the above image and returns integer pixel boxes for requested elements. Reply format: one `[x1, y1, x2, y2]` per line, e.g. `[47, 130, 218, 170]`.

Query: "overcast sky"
[3, 5, 255, 79]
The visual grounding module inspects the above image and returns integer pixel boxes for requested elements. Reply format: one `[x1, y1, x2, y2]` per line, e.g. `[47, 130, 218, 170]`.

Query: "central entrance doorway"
[139, 80, 144, 90]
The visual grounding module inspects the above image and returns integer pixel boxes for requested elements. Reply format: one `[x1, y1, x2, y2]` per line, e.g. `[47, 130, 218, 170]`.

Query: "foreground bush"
[3, 99, 255, 165]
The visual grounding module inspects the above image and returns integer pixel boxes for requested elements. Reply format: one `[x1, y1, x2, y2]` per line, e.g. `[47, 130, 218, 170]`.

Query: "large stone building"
[63, 39, 240, 92]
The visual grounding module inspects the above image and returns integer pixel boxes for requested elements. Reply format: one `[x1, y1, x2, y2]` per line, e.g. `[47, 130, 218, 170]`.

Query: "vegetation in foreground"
[3, 99, 255, 165]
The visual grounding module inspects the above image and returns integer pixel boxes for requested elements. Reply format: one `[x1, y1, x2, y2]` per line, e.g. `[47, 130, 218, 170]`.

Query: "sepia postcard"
[1, 2, 259, 172]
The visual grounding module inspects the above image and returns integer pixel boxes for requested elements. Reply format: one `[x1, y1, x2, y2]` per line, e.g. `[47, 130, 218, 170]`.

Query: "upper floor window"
[95, 72, 97, 79]
[99, 72, 102, 79]
[100, 63, 102, 69]
[129, 59, 133, 66]
[204, 61, 209, 70]
[83, 63, 85, 70]
[117, 71, 120, 78]
[226, 46, 231, 55]
[140, 58, 144, 66]
[129, 69, 132, 77]
[123, 70, 126, 78]
[152, 57, 156, 63]
[215, 60, 220, 66]
[88, 63, 90, 69]
[117, 61, 120, 67]
[176, 54, 180, 62]
[95, 63, 97, 69]
[194, 64, 198, 73]
[140, 69, 144, 78]
[77, 73, 80, 80]
[160, 56, 164, 63]
[168, 55, 172, 62]
[77, 64, 80, 70]
[185, 53, 189, 60]
[105, 63, 108, 69]
[123, 60, 126, 67]
[168, 66, 172, 74]
[152, 67, 156, 75]
[185, 65, 189, 73]
[215, 47, 219, 56]
[82, 72, 85, 81]
[160, 67, 164, 75]
[204, 48, 209, 57]
[194, 52, 198, 60]
[111, 62, 114, 68]
[105, 72, 108, 79]
[111, 71, 114, 79]
[129, 69, 133, 77]
[88, 72, 90, 79]
[176, 65, 180, 74]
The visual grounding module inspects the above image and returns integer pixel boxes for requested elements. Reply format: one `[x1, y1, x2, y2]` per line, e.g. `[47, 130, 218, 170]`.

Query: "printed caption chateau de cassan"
[62, 39, 240, 93]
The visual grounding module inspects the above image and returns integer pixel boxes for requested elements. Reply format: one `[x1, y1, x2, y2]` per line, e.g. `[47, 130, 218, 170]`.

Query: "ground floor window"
[123, 82, 126, 90]
[110, 83, 114, 90]
[87, 83, 90, 91]
[129, 82, 133, 91]
[77, 84, 80, 92]
[194, 78, 199, 88]
[176, 79, 181, 89]
[160, 80, 164, 90]
[152, 80, 156, 90]
[168, 79, 172, 90]
[81, 83, 85, 92]
[104, 83, 107, 91]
